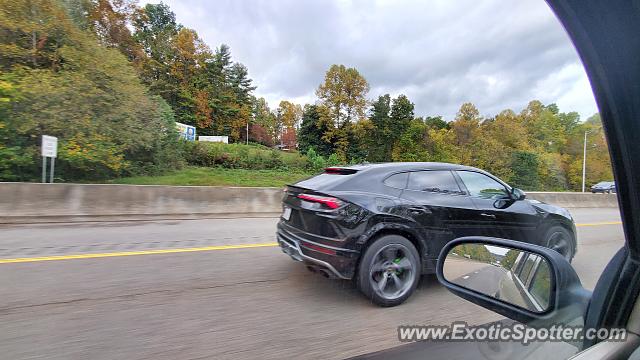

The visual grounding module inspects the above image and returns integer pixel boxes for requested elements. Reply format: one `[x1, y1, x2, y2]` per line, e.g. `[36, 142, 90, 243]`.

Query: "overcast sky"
[143, 0, 599, 120]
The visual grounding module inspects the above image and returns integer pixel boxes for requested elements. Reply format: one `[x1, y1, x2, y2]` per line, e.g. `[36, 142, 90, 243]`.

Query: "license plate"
[282, 207, 292, 221]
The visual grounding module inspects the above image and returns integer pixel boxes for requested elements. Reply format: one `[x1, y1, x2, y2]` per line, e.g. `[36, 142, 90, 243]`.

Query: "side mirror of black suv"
[437, 237, 590, 326]
[511, 188, 527, 201]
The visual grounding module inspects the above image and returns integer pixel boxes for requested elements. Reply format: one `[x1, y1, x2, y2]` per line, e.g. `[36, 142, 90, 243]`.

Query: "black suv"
[276, 162, 576, 306]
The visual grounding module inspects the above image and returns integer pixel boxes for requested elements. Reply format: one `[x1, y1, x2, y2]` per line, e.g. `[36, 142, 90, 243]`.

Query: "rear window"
[295, 172, 354, 190]
[383, 172, 409, 189]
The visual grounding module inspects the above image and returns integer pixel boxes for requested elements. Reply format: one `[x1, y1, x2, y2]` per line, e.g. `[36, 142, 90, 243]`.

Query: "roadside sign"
[198, 136, 229, 143]
[41, 135, 58, 183]
[176, 122, 196, 141]
[41, 135, 58, 158]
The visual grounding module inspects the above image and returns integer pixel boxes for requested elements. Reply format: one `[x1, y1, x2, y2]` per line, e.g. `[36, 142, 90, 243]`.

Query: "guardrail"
[0, 183, 618, 224]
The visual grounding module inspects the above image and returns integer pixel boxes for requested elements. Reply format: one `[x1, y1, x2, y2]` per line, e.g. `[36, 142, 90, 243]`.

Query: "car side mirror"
[437, 237, 590, 326]
[511, 188, 526, 201]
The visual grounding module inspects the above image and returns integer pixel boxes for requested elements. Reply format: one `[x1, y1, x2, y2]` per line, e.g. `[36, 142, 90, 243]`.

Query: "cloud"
[141, 0, 598, 120]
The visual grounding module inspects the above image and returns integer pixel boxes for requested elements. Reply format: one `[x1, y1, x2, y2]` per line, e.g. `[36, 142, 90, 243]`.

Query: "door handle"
[480, 213, 496, 218]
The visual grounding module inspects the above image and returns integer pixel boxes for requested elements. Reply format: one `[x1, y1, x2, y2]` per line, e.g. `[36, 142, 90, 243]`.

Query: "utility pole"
[582, 131, 588, 192]
[246, 122, 249, 145]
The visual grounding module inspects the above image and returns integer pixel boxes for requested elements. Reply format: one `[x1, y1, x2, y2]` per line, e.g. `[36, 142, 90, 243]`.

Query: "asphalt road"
[0, 208, 623, 359]
[449, 262, 508, 297]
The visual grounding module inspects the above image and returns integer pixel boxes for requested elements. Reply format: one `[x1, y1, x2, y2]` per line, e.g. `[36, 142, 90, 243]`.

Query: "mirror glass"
[443, 243, 552, 313]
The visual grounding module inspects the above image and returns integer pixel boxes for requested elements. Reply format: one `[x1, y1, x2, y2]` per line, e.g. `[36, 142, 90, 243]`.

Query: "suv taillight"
[297, 194, 344, 209]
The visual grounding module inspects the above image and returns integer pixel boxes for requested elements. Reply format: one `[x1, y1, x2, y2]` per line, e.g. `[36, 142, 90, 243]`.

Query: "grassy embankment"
[108, 167, 313, 187]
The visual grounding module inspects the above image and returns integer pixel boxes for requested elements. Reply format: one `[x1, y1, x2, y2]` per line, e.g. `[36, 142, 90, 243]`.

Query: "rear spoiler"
[323, 167, 358, 175]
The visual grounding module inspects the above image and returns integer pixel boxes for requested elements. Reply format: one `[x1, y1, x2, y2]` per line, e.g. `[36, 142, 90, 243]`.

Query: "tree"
[425, 128, 460, 163]
[251, 97, 277, 145]
[0, 74, 32, 180]
[391, 119, 429, 161]
[510, 151, 540, 190]
[170, 27, 211, 126]
[198, 44, 256, 140]
[366, 94, 392, 161]
[564, 114, 613, 189]
[501, 249, 519, 270]
[86, 0, 143, 62]
[0, 0, 73, 69]
[451, 102, 481, 146]
[390, 95, 414, 134]
[298, 104, 333, 157]
[277, 100, 302, 129]
[316, 64, 369, 126]
[132, 3, 181, 105]
[365, 94, 414, 162]
[520, 100, 567, 152]
[281, 127, 297, 149]
[450, 102, 482, 165]
[275, 100, 302, 147]
[229, 63, 256, 105]
[0, 0, 181, 181]
[424, 115, 449, 130]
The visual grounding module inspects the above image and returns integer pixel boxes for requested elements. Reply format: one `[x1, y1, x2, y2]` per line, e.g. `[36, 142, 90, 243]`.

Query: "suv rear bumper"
[277, 222, 358, 279]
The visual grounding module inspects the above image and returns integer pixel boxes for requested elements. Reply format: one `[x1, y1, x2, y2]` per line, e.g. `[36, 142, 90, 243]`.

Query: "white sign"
[199, 136, 229, 143]
[41, 135, 58, 158]
[176, 122, 196, 141]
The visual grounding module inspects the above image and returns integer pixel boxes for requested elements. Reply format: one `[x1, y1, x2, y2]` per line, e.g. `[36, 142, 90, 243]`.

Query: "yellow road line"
[0, 242, 279, 264]
[576, 221, 622, 227]
[0, 221, 624, 265]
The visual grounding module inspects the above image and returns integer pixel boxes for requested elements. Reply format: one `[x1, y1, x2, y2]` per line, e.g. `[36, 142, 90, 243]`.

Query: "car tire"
[544, 225, 575, 262]
[357, 234, 420, 307]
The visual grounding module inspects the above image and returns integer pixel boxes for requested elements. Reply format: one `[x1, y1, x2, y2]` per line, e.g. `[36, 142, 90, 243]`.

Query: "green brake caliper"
[393, 257, 403, 274]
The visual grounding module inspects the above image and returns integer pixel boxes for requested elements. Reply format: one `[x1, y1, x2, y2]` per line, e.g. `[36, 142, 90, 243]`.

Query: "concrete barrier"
[0, 183, 619, 224]
[0, 183, 283, 224]
[526, 192, 619, 208]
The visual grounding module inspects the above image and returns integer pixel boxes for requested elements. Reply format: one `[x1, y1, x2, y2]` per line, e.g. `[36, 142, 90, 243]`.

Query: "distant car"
[276, 162, 577, 306]
[591, 181, 616, 193]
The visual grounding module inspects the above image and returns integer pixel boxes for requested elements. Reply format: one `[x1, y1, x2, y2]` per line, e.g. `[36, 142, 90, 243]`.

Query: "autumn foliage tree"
[0, 0, 182, 180]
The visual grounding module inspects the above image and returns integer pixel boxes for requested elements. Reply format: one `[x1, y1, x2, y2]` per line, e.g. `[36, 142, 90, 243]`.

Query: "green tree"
[316, 64, 369, 126]
[501, 249, 519, 270]
[366, 94, 392, 161]
[510, 151, 540, 190]
[0, 74, 33, 180]
[367, 94, 414, 162]
[391, 119, 429, 161]
[390, 94, 415, 136]
[132, 3, 180, 103]
[424, 115, 449, 130]
[298, 104, 333, 156]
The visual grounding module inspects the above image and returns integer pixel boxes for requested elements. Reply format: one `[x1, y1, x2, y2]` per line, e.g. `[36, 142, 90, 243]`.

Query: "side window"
[456, 171, 508, 199]
[516, 254, 537, 285]
[406, 171, 461, 193]
[528, 262, 551, 309]
[383, 172, 409, 189]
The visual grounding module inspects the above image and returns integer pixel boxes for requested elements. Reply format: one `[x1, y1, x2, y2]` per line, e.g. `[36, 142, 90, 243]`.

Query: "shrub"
[183, 141, 308, 171]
